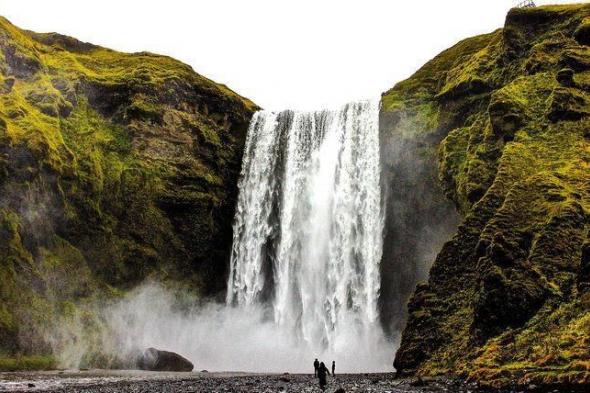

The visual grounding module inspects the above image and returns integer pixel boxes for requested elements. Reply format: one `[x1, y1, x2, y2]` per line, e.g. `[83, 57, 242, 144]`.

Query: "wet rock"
[409, 377, 427, 387]
[488, 95, 527, 142]
[137, 347, 194, 372]
[0, 373, 434, 392]
[436, 77, 489, 100]
[2, 44, 41, 78]
[578, 243, 590, 291]
[574, 18, 590, 46]
[1, 77, 14, 93]
[473, 265, 546, 338]
[560, 50, 590, 72]
[488, 233, 516, 267]
[547, 87, 590, 122]
[556, 68, 575, 87]
[30, 32, 99, 53]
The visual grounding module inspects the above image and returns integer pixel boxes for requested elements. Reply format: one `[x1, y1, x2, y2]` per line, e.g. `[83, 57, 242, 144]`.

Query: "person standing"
[331, 360, 335, 376]
[317, 361, 330, 390]
[313, 358, 319, 376]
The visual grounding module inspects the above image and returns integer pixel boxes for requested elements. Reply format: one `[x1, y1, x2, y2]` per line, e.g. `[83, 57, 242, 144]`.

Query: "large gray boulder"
[137, 347, 194, 372]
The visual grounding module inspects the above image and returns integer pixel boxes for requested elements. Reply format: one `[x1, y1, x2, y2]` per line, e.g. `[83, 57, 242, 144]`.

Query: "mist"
[378, 112, 461, 336]
[49, 282, 394, 373]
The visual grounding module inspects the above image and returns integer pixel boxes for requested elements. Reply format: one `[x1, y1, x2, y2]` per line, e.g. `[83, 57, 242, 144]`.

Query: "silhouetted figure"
[314, 358, 319, 376]
[331, 360, 335, 376]
[317, 361, 330, 390]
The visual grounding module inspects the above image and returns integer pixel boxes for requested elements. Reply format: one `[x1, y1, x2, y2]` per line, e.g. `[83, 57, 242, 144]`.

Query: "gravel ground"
[0, 371, 476, 393]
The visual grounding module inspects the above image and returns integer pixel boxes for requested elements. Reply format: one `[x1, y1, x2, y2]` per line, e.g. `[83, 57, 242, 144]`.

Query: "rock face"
[378, 103, 460, 336]
[0, 16, 257, 360]
[137, 348, 194, 372]
[383, 4, 590, 389]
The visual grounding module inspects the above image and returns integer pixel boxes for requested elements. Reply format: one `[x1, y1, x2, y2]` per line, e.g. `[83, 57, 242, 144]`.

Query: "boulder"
[137, 347, 194, 372]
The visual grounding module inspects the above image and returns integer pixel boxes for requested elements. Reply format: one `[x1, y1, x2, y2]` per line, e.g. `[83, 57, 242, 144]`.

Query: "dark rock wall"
[378, 108, 459, 337]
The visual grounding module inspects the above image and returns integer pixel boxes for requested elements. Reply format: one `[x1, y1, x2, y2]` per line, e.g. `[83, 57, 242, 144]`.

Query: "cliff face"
[0, 17, 257, 359]
[384, 4, 590, 388]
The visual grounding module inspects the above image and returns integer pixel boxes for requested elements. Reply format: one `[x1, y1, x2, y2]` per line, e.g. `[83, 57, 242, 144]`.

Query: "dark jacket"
[318, 362, 330, 386]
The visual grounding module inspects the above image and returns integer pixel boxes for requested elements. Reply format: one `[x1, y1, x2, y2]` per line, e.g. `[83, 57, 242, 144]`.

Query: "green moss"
[436, 33, 503, 100]
[0, 355, 56, 371]
[125, 97, 164, 124]
[438, 126, 469, 211]
[381, 30, 500, 112]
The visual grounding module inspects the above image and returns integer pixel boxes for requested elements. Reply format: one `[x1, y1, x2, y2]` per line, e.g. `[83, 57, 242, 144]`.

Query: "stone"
[409, 377, 427, 387]
[547, 87, 590, 122]
[560, 51, 590, 72]
[488, 97, 526, 142]
[1, 77, 14, 93]
[137, 347, 194, 372]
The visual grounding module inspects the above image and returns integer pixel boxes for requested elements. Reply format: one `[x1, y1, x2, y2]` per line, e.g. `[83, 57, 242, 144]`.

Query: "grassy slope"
[384, 4, 590, 389]
[0, 16, 257, 368]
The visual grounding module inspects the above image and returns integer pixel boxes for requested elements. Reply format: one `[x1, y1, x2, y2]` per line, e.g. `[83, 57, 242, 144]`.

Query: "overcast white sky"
[0, 0, 584, 110]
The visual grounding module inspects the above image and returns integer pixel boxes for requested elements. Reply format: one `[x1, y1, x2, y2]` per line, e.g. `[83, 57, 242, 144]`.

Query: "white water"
[227, 100, 386, 361]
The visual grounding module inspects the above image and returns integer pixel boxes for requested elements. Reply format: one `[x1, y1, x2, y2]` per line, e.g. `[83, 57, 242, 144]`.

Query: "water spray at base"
[92, 283, 393, 373]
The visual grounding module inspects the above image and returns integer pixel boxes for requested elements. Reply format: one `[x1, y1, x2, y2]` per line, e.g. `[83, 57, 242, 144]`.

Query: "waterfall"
[227, 100, 384, 352]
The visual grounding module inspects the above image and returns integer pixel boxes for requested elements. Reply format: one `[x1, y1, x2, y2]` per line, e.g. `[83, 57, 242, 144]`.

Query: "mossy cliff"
[0, 16, 257, 363]
[383, 4, 590, 389]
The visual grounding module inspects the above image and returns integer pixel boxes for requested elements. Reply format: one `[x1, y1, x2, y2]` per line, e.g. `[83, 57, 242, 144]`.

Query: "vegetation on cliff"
[384, 4, 590, 389]
[0, 16, 257, 367]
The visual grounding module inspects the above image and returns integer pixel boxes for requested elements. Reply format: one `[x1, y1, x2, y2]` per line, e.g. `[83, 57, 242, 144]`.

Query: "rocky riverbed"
[3, 370, 587, 393]
[0, 371, 482, 393]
